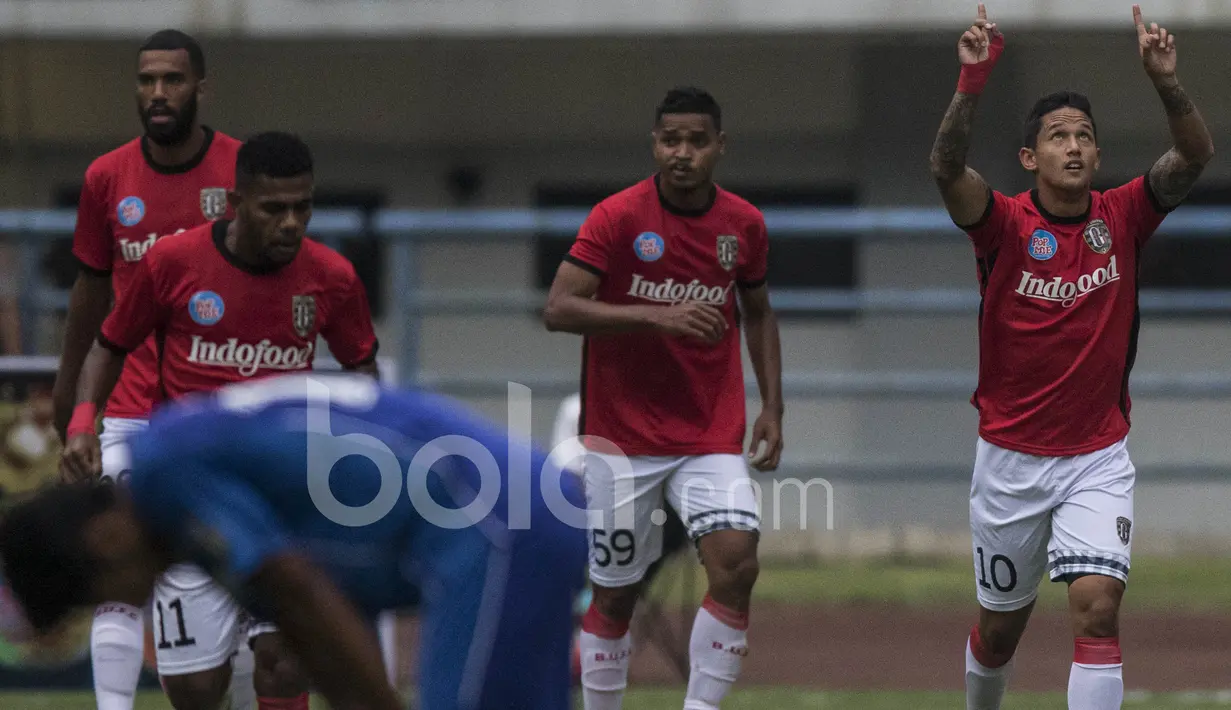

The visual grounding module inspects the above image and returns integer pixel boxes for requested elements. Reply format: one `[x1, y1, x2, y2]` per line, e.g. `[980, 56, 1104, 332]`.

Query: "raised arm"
[930, 4, 1004, 227]
[1134, 5, 1214, 210]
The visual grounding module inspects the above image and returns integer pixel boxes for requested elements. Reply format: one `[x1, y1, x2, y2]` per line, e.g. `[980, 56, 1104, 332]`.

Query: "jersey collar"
[655, 173, 717, 218]
[212, 220, 291, 275]
[141, 125, 216, 175]
[1030, 188, 1090, 225]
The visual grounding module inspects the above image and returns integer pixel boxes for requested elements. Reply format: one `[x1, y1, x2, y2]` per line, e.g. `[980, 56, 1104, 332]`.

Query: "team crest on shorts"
[1083, 219, 1113, 255]
[188, 291, 225, 326]
[292, 295, 316, 337]
[1028, 229, 1057, 261]
[716, 235, 738, 271]
[1116, 516, 1132, 545]
[200, 188, 228, 220]
[633, 232, 664, 262]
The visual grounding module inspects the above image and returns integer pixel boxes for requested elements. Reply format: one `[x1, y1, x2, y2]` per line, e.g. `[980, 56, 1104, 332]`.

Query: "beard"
[139, 92, 198, 147]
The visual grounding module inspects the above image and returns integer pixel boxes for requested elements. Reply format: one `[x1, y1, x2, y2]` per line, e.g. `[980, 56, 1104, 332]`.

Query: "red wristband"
[66, 402, 98, 438]
[957, 33, 1005, 95]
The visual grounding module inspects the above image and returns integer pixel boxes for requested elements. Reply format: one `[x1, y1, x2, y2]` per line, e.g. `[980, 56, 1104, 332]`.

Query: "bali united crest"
[291, 295, 316, 338]
[716, 235, 738, 271]
[1116, 516, 1132, 545]
[200, 188, 228, 220]
[1083, 219, 1113, 255]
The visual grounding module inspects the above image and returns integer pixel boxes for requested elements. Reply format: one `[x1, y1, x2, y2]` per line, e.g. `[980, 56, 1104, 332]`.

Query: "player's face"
[653, 114, 725, 192]
[136, 49, 202, 146]
[233, 174, 315, 266]
[1020, 108, 1100, 193]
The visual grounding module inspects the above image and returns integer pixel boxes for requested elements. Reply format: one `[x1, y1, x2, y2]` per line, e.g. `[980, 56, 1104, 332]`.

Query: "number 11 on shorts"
[976, 546, 1018, 593]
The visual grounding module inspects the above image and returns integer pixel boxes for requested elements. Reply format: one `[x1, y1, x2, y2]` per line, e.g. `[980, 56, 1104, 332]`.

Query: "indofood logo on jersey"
[187, 336, 314, 377]
[1015, 256, 1120, 307]
[627, 274, 733, 305]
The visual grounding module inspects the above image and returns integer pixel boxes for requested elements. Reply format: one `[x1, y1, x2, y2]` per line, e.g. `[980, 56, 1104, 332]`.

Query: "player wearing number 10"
[929, 5, 1213, 709]
[544, 86, 784, 710]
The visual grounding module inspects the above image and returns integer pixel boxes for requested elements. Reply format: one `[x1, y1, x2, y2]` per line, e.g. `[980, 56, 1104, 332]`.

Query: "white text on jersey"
[118, 228, 187, 263]
[1015, 255, 1120, 308]
[627, 274, 733, 306]
[187, 336, 314, 377]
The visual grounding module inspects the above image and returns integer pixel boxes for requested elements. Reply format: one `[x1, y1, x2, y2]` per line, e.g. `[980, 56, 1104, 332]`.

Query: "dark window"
[532, 181, 859, 318]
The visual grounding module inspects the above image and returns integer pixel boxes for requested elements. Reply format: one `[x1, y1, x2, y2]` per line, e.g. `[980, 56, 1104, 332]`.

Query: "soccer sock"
[1069, 637, 1123, 710]
[965, 625, 1014, 710]
[90, 603, 146, 710]
[579, 604, 632, 710]
[228, 643, 257, 710]
[683, 594, 749, 710]
[257, 695, 309, 710]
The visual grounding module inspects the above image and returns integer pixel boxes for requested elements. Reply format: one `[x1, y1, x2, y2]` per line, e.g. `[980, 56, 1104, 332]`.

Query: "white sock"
[683, 596, 748, 710]
[229, 642, 257, 710]
[90, 603, 146, 710]
[965, 626, 1013, 710]
[579, 606, 631, 710]
[1069, 637, 1123, 710]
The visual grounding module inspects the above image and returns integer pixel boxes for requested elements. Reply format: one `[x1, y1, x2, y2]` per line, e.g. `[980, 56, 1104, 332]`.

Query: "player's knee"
[699, 530, 760, 598]
[253, 633, 309, 696]
[1068, 575, 1124, 638]
[590, 582, 641, 624]
[976, 604, 1033, 660]
[160, 667, 232, 710]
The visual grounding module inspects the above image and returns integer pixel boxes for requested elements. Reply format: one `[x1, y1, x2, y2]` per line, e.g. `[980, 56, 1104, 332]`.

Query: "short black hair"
[0, 483, 115, 632]
[655, 86, 722, 132]
[1024, 91, 1096, 148]
[139, 29, 206, 79]
[235, 131, 314, 188]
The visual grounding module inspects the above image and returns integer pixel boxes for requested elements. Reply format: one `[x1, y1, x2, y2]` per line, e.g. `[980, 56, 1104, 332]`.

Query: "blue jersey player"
[0, 373, 588, 710]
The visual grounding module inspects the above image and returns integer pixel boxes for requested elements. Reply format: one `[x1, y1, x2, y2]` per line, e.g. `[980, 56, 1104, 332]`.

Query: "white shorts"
[584, 452, 760, 588]
[99, 417, 149, 483]
[99, 418, 248, 675]
[969, 436, 1134, 613]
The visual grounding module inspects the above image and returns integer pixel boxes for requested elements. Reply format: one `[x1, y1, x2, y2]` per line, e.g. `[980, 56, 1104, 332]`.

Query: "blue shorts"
[413, 480, 588, 709]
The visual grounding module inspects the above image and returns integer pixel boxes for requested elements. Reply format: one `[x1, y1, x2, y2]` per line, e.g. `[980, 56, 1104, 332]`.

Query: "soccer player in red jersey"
[544, 86, 784, 710]
[61, 132, 379, 710]
[47, 29, 244, 710]
[929, 6, 1213, 708]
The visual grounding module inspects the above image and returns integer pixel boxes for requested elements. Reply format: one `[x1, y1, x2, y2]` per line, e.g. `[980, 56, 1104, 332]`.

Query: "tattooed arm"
[930, 91, 993, 227]
[1147, 78, 1214, 210]
[1134, 6, 1214, 210]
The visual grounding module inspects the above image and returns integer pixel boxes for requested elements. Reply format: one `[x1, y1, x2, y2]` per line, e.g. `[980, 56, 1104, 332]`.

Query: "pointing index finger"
[1133, 4, 1147, 35]
[977, 3, 987, 21]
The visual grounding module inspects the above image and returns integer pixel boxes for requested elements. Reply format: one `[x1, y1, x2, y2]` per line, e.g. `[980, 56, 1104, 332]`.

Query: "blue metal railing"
[4, 205, 1231, 391]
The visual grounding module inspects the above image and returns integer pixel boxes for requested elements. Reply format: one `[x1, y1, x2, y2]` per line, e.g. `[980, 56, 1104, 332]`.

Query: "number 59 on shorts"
[591, 529, 636, 567]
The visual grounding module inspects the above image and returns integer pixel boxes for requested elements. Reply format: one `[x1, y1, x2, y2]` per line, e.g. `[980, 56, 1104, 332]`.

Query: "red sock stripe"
[1074, 637, 1122, 665]
[581, 604, 630, 640]
[702, 594, 749, 631]
[969, 625, 1013, 669]
[257, 694, 309, 710]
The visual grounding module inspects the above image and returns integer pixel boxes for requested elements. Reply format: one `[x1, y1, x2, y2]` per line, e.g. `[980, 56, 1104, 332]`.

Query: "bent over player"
[61, 131, 379, 710]
[1, 373, 588, 710]
[544, 86, 784, 710]
[48, 29, 244, 710]
[928, 5, 1213, 709]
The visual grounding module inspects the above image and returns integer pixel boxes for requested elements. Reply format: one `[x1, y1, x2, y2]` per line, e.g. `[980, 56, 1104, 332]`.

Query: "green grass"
[6, 689, 1231, 709]
[645, 554, 1231, 611]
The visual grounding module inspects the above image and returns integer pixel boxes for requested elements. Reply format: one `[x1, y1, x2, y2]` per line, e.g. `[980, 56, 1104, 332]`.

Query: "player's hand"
[747, 409, 783, 472]
[958, 4, 1001, 65]
[652, 303, 727, 344]
[1134, 5, 1177, 81]
[59, 432, 101, 483]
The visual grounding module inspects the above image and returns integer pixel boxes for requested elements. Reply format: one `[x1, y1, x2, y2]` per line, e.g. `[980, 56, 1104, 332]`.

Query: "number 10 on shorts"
[976, 546, 1018, 593]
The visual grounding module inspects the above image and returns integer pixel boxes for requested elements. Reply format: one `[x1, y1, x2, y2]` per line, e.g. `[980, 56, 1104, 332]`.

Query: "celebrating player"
[47, 29, 246, 710]
[1, 373, 588, 710]
[543, 86, 784, 710]
[928, 5, 1213, 709]
[61, 131, 379, 710]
